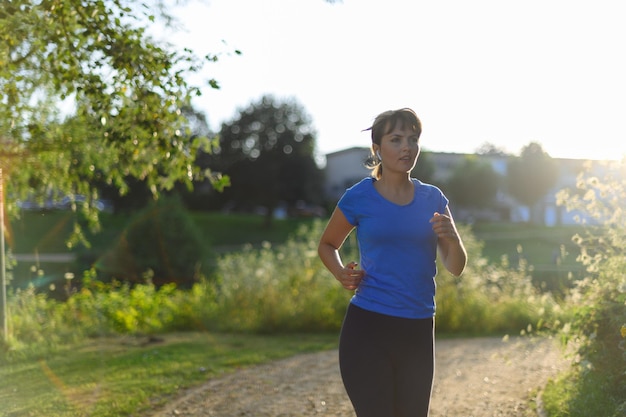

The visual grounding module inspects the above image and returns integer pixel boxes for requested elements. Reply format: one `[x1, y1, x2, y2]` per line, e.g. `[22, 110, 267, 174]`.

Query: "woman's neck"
[374, 174, 413, 205]
[377, 171, 411, 189]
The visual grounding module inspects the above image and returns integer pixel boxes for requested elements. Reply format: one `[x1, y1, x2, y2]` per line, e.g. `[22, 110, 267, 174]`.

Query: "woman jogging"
[318, 108, 467, 417]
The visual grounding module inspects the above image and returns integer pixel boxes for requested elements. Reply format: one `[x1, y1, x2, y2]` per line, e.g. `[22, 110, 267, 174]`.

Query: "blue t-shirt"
[338, 177, 449, 319]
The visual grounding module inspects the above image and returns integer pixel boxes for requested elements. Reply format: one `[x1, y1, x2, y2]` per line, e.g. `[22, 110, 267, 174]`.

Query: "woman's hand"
[318, 208, 364, 290]
[336, 261, 365, 291]
[430, 210, 467, 276]
[430, 211, 460, 242]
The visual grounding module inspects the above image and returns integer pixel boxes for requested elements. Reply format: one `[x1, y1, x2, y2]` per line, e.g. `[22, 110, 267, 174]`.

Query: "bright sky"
[165, 0, 626, 161]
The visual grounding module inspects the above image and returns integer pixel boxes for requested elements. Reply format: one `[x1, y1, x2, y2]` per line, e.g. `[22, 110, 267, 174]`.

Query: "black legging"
[339, 304, 434, 417]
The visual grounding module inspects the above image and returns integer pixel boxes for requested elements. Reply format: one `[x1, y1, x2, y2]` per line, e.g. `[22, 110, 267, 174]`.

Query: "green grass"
[0, 332, 338, 417]
[471, 222, 585, 295]
[11, 211, 583, 263]
[471, 222, 583, 267]
[9, 211, 77, 253]
[189, 212, 318, 250]
[542, 368, 622, 417]
[10, 210, 315, 254]
[8, 211, 316, 291]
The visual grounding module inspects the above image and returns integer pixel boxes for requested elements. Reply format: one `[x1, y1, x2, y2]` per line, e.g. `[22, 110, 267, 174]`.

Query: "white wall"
[324, 147, 372, 201]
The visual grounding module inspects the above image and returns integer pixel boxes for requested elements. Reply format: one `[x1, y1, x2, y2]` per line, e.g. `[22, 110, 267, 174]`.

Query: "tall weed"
[436, 224, 562, 335]
[551, 159, 626, 415]
[3, 216, 568, 359]
[212, 221, 353, 333]
[3, 285, 84, 358]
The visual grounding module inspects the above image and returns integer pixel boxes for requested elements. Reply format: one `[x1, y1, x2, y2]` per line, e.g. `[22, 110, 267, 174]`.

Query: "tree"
[96, 104, 221, 213]
[445, 155, 500, 209]
[507, 142, 559, 223]
[476, 142, 508, 156]
[0, 0, 228, 238]
[213, 95, 324, 225]
[176, 105, 227, 210]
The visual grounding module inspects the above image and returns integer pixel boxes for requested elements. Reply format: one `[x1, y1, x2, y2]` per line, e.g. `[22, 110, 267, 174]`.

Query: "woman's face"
[376, 121, 420, 174]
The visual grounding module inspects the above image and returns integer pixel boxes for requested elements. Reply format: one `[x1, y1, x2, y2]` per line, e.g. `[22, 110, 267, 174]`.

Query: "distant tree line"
[96, 93, 559, 228]
[414, 142, 559, 224]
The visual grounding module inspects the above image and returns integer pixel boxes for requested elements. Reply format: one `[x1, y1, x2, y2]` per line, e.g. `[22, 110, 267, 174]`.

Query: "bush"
[97, 196, 207, 287]
[542, 368, 624, 417]
[549, 160, 626, 415]
[66, 270, 181, 335]
[1, 269, 200, 359]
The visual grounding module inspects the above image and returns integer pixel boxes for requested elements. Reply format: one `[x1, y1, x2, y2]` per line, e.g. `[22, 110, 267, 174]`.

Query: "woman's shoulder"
[340, 177, 375, 205]
[338, 177, 375, 216]
[411, 177, 438, 190]
[412, 178, 445, 196]
[346, 177, 375, 193]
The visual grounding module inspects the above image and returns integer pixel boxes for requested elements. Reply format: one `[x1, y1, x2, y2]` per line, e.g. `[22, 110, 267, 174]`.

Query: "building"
[324, 147, 614, 225]
[324, 147, 372, 201]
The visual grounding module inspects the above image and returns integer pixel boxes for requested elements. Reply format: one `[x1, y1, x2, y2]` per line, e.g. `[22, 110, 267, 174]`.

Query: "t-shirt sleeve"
[337, 186, 360, 226]
[417, 181, 449, 214]
[439, 191, 449, 213]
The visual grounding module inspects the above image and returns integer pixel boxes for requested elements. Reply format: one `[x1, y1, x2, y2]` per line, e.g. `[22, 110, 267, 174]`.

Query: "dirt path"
[148, 336, 570, 417]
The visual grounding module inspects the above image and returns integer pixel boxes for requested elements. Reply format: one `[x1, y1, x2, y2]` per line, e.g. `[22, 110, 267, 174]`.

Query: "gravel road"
[148, 336, 570, 417]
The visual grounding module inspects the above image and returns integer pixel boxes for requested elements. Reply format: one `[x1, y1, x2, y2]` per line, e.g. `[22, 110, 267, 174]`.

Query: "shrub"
[552, 160, 626, 414]
[542, 368, 623, 417]
[2, 269, 197, 359]
[97, 196, 207, 287]
[66, 270, 180, 335]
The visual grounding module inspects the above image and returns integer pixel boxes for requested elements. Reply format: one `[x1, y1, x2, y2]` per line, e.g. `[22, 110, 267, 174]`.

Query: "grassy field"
[9, 210, 318, 254]
[8, 210, 585, 294]
[10, 210, 583, 260]
[471, 222, 582, 266]
[0, 332, 338, 417]
[7, 210, 318, 291]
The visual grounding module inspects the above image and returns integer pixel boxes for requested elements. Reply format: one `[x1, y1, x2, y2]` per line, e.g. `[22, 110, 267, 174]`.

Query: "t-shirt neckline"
[370, 177, 417, 207]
